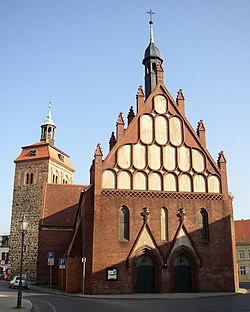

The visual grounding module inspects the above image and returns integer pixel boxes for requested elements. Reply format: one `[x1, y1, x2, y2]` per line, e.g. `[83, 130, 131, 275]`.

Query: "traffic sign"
[48, 252, 54, 258]
[59, 258, 66, 269]
[48, 252, 55, 266]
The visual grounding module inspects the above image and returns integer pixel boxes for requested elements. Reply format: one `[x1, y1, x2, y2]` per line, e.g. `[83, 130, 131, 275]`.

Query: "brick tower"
[9, 106, 75, 281]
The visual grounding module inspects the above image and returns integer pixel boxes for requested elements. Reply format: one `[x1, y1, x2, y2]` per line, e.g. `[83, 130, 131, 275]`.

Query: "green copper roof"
[42, 104, 56, 126]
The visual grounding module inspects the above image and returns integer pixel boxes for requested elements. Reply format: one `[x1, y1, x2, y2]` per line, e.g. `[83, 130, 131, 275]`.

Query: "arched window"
[52, 170, 59, 184]
[120, 206, 129, 240]
[200, 209, 209, 241]
[26, 173, 29, 184]
[26, 172, 33, 184]
[161, 207, 168, 240]
[30, 173, 33, 184]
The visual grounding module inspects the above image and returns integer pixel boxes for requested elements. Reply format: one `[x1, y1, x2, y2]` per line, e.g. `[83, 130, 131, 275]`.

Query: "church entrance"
[136, 253, 155, 293]
[173, 253, 192, 292]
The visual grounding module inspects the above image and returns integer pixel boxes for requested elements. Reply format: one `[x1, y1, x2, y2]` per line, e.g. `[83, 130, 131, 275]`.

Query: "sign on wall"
[106, 267, 118, 281]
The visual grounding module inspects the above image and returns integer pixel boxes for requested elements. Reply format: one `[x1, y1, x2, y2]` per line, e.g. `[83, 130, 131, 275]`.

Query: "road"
[1, 280, 250, 312]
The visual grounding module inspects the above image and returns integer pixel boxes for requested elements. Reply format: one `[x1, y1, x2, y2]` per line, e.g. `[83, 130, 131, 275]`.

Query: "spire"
[40, 102, 56, 146]
[147, 9, 155, 44]
[43, 102, 55, 127]
[143, 10, 163, 99]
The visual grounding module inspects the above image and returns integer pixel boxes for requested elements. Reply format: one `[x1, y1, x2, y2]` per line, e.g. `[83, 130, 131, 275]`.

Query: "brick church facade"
[9, 17, 238, 294]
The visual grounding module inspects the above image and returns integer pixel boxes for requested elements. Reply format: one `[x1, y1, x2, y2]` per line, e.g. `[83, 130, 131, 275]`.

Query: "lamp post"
[17, 216, 28, 309]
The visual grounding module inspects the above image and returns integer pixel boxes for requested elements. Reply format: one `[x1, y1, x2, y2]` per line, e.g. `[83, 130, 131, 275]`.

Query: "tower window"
[59, 154, 64, 162]
[120, 206, 129, 240]
[26, 173, 29, 184]
[29, 149, 36, 156]
[26, 172, 34, 184]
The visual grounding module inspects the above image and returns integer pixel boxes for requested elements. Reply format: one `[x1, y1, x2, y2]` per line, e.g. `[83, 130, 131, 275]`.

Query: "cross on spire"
[146, 9, 155, 24]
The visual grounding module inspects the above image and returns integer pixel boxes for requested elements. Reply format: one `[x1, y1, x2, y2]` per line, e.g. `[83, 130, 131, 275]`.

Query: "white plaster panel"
[163, 173, 177, 191]
[169, 116, 183, 146]
[154, 95, 167, 114]
[161, 208, 168, 240]
[178, 145, 191, 172]
[117, 171, 132, 190]
[134, 171, 147, 190]
[163, 145, 176, 170]
[140, 114, 153, 144]
[102, 170, 116, 189]
[155, 115, 168, 145]
[148, 144, 162, 170]
[171, 228, 194, 252]
[117, 144, 131, 169]
[192, 149, 205, 172]
[133, 143, 146, 170]
[148, 172, 162, 191]
[208, 175, 221, 193]
[193, 174, 206, 192]
[179, 173, 192, 192]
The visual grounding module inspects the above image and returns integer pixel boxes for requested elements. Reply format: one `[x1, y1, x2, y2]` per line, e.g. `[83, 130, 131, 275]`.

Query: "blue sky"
[1, 0, 250, 234]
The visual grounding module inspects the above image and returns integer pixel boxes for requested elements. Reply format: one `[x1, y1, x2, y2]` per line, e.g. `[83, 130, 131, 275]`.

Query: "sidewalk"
[29, 284, 248, 299]
[0, 293, 32, 311]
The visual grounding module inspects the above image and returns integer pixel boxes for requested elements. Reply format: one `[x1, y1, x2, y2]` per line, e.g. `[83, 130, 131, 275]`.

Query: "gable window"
[161, 207, 168, 241]
[120, 206, 129, 240]
[239, 250, 245, 259]
[200, 208, 209, 241]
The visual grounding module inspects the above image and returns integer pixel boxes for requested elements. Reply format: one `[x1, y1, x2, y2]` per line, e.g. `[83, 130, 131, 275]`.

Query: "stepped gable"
[101, 82, 222, 194]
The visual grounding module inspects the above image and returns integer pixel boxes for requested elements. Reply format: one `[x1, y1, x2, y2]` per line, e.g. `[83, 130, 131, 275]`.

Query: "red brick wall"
[82, 191, 237, 294]
[37, 183, 84, 285]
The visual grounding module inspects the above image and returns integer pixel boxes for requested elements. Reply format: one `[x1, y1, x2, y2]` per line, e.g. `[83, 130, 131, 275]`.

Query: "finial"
[217, 150, 226, 164]
[146, 9, 155, 43]
[177, 207, 186, 224]
[141, 206, 150, 223]
[94, 143, 103, 157]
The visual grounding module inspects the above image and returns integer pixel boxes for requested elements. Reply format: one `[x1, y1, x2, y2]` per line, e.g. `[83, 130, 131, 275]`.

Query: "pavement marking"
[30, 297, 57, 312]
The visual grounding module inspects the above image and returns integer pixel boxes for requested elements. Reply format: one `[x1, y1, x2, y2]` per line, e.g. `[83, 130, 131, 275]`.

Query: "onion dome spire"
[143, 10, 163, 99]
[40, 102, 56, 146]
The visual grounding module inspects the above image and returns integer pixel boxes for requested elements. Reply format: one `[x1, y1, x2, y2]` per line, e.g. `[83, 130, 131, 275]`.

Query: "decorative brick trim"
[102, 189, 223, 200]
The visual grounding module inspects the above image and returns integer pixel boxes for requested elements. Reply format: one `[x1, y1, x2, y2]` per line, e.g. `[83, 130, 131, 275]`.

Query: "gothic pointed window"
[120, 206, 129, 240]
[25, 171, 33, 184]
[161, 207, 168, 240]
[200, 208, 209, 241]
[30, 173, 33, 184]
[26, 173, 29, 184]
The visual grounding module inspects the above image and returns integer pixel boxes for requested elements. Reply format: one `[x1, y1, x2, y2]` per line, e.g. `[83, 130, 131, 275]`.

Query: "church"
[9, 15, 239, 294]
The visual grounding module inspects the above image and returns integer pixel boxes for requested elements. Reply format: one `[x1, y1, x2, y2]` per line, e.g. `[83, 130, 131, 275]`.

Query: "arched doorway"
[136, 253, 155, 293]
[173, 253, 192, 292]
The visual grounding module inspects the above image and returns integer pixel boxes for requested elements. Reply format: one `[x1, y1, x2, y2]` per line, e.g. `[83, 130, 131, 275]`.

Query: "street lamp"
[17, 216, 28, 308]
